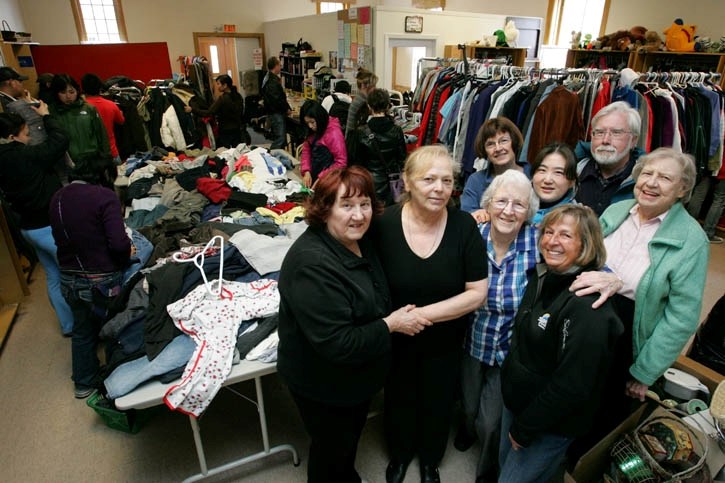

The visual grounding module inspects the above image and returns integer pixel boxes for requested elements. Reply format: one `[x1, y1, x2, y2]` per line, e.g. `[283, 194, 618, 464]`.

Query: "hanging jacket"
[50, 98, 110, 162]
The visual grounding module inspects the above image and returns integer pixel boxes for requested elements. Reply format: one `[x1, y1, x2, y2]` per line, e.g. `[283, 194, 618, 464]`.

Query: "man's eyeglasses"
[591, 129, 632, 139]
[491, 198, 528, 213]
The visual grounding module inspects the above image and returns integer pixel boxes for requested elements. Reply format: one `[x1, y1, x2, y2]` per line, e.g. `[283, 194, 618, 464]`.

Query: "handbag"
[1, 20, 16, 42]
[364, 126, 404, 203]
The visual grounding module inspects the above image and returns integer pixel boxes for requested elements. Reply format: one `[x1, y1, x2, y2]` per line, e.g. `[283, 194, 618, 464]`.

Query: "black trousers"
[384, 344, 460, 466]
[290, 390, 371, 483]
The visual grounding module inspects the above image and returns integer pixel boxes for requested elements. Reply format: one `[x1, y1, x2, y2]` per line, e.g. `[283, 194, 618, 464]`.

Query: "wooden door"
[197, 36, 238, 88]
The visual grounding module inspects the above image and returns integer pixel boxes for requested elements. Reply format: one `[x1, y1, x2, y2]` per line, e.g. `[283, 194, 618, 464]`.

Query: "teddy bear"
[571, 31, 582, 49]
[640, 30, 663, 52]
[663, 19, 696, 52]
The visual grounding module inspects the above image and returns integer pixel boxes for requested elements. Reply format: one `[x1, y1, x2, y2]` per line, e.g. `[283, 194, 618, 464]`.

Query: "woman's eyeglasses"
[491, 198, 528, 213]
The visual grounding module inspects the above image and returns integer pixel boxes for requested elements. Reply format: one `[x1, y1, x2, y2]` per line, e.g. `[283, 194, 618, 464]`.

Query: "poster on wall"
[252, 48, 263, 70]
[329, 51, 338, 70]
[337, 6, 372, 73]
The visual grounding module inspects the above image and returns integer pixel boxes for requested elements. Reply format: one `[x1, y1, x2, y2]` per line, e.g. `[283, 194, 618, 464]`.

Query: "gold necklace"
[403, 204, 446, 258]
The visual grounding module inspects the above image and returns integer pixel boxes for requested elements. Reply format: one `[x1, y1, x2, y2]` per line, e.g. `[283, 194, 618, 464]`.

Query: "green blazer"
[600, 200, 709, 385]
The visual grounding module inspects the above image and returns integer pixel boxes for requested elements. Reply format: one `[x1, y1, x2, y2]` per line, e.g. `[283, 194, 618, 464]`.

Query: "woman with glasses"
[373, 145, 487, 483]
[460, 117, 528, 218]
[458, 170, 539, 481]
[570, 148, 709, 444]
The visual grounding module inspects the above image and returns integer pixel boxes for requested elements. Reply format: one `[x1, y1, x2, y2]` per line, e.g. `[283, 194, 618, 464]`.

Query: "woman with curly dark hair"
[277, 166, 430, 483]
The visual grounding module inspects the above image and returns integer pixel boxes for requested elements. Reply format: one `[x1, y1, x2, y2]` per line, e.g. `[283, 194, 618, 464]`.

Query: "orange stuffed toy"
[664, 19, 696, 52]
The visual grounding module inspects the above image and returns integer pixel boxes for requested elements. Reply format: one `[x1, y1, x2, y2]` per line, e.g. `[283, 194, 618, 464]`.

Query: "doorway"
[193, 32, 265, 95]
[392, 46, 427, 92]
[383, 35, 437, 91]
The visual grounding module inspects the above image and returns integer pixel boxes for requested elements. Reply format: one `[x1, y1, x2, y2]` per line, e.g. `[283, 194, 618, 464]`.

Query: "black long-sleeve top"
[277, 225, 392, 406]
[0, 115, 68, 229]
[501, 264, 623, 447]
[190, 91, 244, 133]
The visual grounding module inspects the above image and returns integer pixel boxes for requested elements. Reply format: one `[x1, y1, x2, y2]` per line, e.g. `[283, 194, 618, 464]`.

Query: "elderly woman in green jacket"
[571, 147, 708, 431]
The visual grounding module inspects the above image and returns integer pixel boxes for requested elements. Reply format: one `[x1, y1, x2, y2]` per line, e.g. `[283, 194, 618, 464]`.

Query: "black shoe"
[386, 460, 410, 483]
[453, 425, 476, 451]
[420, 464, 441, 483]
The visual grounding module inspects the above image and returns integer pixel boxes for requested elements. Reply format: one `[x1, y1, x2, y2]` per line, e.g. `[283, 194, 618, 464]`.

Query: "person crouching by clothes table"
[277, 166, 431, 483]
[498, 205, 623, 483]
[49, 152, 133, 399]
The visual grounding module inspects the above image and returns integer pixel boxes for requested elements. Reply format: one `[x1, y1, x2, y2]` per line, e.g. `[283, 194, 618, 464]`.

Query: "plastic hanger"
[172, 235, 225, 297]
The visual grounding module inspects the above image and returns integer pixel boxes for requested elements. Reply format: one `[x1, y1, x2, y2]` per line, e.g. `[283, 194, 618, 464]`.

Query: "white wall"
[0, 0, 26, 33]
[373, 6, 507, 89]
[262, 12, 339, 67]
[12, 0, 725, 78]
[605, 0, 724, 39]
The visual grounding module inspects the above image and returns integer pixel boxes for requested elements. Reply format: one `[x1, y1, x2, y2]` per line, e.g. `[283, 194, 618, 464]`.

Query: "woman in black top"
[373, 145, 487, 483]
[185, 74, 245, 148]
[498, 205, 622, 482]
[346, 88, 407, 206]
[277, 166, 430, 483]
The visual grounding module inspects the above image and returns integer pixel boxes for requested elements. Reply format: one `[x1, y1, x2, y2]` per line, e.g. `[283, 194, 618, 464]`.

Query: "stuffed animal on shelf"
[663, 19, 697, 52]
[641, 30, 664, 52]
[695, 36, 712, 52]
[504, 20, 519, 47]
[571, 31, 582, 49]
[493, 29, 507, 47]
[582, 33, 594, 49]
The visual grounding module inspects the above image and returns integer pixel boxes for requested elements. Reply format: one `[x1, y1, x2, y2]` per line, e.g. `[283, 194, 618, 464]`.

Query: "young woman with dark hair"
[49, 73, 110, 164]
[299, 100, 347, 189]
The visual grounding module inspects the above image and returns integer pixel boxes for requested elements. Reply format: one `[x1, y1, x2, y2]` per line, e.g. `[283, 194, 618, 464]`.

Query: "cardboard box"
[569, 403, 714, 482]
[569, 404, 649, 483]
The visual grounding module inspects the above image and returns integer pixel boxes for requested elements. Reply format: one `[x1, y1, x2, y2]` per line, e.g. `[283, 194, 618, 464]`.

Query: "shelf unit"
[566, 49, 725, 88]
[0, 41, 39, 97]
[279, 52, 322, 93]
[443, 44, 528, 67]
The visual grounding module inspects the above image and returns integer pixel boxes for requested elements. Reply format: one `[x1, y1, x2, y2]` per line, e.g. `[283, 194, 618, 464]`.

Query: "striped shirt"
[465, 222, 539, 366]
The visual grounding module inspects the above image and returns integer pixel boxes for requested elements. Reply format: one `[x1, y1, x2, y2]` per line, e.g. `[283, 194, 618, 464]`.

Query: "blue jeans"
[122, 229, 153, 285]
[703, 179, 725, 237]
[498, 408, 574, 483]
[104, 334, 196, 399]
[269, 113, 287, 150]
[21, 226, 74, 334]
[61, 271, 123, 389]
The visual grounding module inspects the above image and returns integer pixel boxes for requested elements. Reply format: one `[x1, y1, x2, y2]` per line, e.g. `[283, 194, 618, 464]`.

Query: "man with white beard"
[574, 101, 645, 216]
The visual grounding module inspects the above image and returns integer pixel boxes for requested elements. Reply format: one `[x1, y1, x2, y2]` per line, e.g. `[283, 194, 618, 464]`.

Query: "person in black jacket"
[261, 56, 291, 150]
[0, 103, 74, 336]
[277, 166, 430, 483]
[346, 88, 407, 206]
[184, 74, 246, 148]
[498, 204, 623, 483]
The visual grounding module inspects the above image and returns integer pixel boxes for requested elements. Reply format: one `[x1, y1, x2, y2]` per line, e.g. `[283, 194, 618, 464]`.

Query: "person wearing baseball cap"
[0, 67, 30, 109]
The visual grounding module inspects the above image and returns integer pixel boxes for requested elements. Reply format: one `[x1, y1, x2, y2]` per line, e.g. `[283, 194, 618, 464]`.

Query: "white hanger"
[172, 235, 225, 297]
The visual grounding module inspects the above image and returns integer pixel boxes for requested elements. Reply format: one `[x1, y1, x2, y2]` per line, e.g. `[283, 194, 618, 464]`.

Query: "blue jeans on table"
[61, 271, 123, 390]
[269, 113, 287, 150]
[21, 226, 74, 335]
[104, 334, 196, 399]
[122, 229, 153, 285]
[498, 407, 574, 483]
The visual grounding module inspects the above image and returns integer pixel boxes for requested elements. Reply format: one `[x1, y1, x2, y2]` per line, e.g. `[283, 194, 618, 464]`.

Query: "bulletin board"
[335, 6, 372, 74]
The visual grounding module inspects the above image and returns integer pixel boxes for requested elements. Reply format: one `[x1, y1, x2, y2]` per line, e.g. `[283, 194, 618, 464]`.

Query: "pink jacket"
[300, 116, 347, 180]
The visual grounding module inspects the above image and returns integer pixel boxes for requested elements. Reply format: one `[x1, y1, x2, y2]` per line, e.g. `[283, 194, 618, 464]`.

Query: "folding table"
[115, 359, 299, 482]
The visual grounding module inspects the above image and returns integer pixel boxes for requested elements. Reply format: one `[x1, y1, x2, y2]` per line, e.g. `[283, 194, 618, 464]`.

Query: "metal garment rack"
[115, 359, 299, 482]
